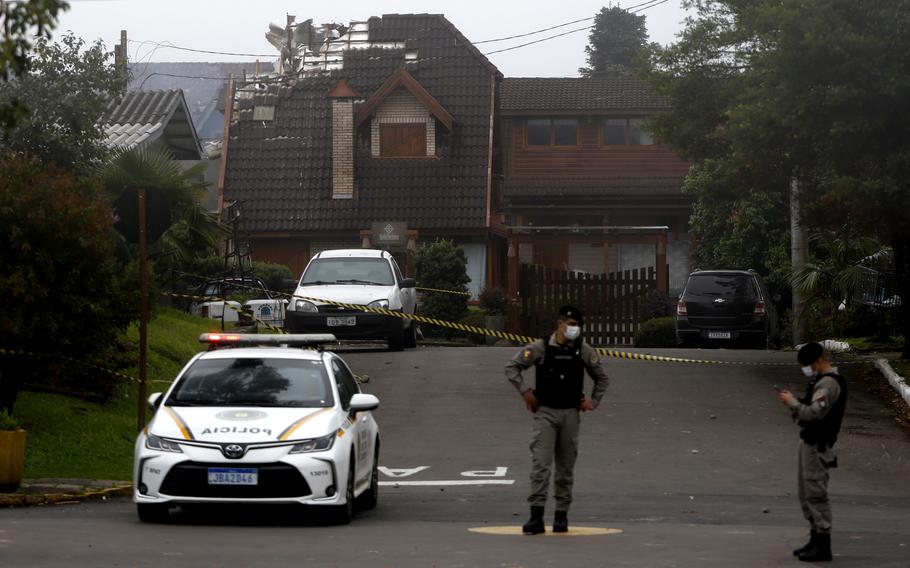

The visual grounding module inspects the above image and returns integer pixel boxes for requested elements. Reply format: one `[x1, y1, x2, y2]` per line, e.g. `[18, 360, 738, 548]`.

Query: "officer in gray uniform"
[505, 305, 610, 534]
[777, 342, 847, 562]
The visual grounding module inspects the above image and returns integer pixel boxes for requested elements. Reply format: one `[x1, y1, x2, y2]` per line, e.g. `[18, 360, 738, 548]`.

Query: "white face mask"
[564, 325, 581, 341]
[801, 365, 815, 378]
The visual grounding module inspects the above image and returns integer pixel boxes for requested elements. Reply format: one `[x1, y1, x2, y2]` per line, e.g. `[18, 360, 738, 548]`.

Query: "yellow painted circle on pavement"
[468, 526, 623, 536]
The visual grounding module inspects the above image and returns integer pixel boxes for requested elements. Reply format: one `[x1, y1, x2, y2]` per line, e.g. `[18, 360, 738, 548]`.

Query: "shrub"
[634, 316, 677, 348]
[479, 286, 509, 315]
[640, 290, 675, 322]
[461, 309, 488, 344]
[415, 240, 470, 336]
[0, 409, 20, 430]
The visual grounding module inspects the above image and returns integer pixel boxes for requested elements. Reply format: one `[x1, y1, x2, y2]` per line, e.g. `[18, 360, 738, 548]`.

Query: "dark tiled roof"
[500, 77, 669, 113]
[224, 14, 500, 233]
[102, 90, 202, 159]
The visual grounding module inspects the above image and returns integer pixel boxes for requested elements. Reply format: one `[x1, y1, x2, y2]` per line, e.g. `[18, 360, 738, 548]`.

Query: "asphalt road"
[3, 346, 910, 567]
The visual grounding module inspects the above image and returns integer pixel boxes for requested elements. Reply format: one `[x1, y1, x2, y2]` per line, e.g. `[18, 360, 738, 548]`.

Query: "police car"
[133, 333, 380, 524]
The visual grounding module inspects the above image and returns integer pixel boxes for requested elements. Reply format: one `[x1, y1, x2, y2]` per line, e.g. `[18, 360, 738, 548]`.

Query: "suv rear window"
[686, 274, 756, 298]
[302, 258, 395, 286]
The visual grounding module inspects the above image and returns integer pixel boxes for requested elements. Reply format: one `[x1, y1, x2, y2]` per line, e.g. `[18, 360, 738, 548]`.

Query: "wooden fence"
[518, 264, 657, 345]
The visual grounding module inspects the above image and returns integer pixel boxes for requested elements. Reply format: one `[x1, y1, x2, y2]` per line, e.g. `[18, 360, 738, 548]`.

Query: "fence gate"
[518, 264, 657, 345]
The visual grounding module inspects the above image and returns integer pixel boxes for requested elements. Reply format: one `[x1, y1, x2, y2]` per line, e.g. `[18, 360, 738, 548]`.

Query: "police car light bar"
[199, 333, 337, 347]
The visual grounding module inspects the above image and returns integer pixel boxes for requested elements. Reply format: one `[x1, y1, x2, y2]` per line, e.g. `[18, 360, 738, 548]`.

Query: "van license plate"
[327, 316, 356, 327]
[708, 331, 732, 339]
[207, 468, 258, 485]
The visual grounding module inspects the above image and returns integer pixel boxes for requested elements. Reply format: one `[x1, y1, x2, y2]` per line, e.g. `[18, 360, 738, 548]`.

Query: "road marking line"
[468, 526, 623, 536]
[379, 480, 515, 486]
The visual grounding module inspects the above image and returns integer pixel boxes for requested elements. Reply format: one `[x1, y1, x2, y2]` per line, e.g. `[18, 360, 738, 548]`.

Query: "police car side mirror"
[148, 392, 163, 410]
[349, 393, 380, 412]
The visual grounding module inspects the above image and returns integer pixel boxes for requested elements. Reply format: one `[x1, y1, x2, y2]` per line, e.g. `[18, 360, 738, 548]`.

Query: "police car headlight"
[295, 300, 318, 313]
[368, 299, 389, 309]
[288, 432, 336, 454]
[146, 434, 183, 453]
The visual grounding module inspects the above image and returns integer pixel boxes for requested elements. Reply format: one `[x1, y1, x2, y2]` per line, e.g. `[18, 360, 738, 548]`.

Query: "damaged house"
[220, 14, 502, 295]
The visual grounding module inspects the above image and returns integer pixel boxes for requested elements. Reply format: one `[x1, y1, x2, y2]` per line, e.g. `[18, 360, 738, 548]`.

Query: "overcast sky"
[56, 0, 693, 77]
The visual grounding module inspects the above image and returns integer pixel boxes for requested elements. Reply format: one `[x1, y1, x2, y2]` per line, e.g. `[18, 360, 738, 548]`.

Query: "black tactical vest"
[534, 336, 585, 409]
[798, 371, 848, 450]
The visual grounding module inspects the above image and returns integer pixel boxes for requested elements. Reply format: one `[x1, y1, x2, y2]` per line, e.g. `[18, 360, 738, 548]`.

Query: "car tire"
[403, 320, 417, 349]
[387, 327, 405, 352]
[356, 440, 380, 511]
[136, 503, 170, 523]
[330, 454, 356, 525]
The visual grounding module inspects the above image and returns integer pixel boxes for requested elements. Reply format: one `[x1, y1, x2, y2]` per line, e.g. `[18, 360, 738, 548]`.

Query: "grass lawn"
[15, 308, 223, 481]
[891, 359, 910, 379]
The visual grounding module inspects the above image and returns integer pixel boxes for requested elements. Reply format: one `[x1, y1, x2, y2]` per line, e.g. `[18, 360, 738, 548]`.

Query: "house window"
[526, 118, 579, 146]
[380, 123, 427, 157]
[602, 118, 654, 145]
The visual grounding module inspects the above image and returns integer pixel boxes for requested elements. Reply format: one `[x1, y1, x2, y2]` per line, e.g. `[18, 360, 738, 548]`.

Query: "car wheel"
[387, 327, 405, 352]
[356, 440, 380, 511]
[136, 503, 170, 523]
[403, 320, 417, 349]
[330, 454, 355, 525]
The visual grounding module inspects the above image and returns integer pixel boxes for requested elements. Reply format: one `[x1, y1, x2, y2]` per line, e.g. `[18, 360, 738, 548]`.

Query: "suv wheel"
[388, 326, 405, 352]
[403, 321, 417, 349]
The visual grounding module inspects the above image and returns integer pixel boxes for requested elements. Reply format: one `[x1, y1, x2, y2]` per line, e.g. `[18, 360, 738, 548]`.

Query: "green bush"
[461, 309, 488, 344]
[634, 316, 677, 348]
[0, 409, 20, 430]
[479, 286, 509, 315]
[415, 240, 470, 336]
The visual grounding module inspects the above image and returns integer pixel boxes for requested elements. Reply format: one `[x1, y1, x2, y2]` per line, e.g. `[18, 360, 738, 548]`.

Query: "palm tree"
[99, 145, 229, 265]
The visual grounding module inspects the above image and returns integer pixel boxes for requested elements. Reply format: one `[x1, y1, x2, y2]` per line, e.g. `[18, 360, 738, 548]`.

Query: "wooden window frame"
[523, 118, 580, 150]
[598, 117, 657, 148]
[377, 122, 431, 158]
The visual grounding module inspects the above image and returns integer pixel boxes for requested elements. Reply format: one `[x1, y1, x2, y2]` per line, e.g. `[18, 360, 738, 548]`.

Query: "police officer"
[505, 305, 610, 534]
[777, 342, 848, 562]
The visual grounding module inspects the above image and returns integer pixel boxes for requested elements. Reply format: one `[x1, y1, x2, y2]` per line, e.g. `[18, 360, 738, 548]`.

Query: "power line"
[127, 39, 274, 58]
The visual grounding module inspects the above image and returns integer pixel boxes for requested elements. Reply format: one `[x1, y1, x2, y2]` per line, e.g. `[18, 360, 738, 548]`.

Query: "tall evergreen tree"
[579, 6, 651, 78]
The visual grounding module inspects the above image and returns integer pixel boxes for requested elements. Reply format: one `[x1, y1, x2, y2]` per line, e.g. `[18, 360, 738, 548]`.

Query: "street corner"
[0, 479, 132, 508]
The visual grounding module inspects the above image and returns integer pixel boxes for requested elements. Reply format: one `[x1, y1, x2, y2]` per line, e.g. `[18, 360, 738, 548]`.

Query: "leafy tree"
[0, 156, 138, 412]
[579, 6, 652, 78]
[0, 33, 125, 172]
[414, 240, 470, 336]
[647, 0, 910, 354]
[0, 0, 68, 128]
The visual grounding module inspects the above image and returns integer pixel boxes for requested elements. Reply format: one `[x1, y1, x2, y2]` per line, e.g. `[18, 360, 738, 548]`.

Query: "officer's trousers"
[528, 406, 580, 511]
[798, 441, 834, 533]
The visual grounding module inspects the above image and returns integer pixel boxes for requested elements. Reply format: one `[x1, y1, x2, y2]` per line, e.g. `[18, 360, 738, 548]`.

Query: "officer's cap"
[558, 305, 584, 325]
[797, 342, 824, 366]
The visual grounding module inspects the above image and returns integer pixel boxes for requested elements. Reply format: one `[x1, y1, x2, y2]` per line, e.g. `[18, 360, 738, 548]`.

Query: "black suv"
[675, 270, 777, 349]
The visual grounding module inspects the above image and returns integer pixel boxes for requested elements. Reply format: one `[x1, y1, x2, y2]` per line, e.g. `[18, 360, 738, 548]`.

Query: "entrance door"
[534, 242, 568, 271]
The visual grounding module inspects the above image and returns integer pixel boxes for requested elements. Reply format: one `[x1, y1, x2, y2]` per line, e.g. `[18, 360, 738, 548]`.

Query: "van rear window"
[686, 274, 755, 298]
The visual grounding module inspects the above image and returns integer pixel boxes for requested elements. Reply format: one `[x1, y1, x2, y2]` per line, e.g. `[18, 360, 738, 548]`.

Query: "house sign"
[371, 222, 407, 249]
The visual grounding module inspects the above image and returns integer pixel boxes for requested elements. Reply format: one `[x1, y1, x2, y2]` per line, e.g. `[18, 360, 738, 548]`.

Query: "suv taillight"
[677, 300, 687, 317]
[753, 302, 766, 317]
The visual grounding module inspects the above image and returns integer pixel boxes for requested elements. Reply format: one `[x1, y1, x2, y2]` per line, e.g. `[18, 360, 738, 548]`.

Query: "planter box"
[0, 430, 26, 492]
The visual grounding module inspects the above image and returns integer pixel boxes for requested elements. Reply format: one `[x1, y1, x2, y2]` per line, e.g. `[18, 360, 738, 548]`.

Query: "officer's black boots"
[793, 531, 817, 556]
[798, 532, 832, 562]
[553, 510, 568, 533]
[522, 506, 545, 535]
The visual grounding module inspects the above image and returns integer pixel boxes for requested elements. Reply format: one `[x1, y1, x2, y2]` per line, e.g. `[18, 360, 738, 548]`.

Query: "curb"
[874, 359, 910, 410]
[0, 484, 132, 508]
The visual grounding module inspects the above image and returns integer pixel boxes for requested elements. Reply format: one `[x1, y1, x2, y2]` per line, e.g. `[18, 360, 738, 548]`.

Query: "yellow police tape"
[168, 270, 795, 366]
[0, 347, 172, 384]
[416, 286, 472, 297]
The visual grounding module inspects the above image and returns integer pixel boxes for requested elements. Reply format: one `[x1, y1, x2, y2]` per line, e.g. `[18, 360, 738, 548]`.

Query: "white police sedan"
[133, 333, 380, 524]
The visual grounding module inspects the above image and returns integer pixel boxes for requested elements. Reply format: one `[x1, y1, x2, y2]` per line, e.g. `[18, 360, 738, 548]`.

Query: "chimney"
[327, 79, 357, 200]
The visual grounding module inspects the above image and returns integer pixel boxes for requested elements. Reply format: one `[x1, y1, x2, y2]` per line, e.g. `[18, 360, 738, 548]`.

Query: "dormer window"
[354, 68, 454, 159]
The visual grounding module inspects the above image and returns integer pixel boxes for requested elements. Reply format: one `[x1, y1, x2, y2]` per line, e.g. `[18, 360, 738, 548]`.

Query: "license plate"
[207, 468, 258, 485]
[327, 316, 356, 327]
[708, 331, 732, 339]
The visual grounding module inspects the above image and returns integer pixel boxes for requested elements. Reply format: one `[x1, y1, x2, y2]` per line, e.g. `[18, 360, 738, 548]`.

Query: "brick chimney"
[328, 79, 357, 200]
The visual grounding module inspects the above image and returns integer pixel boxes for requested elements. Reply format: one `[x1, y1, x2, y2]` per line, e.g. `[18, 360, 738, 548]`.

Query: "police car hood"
[294, 284, 394, 306]
[151, 406, 338, 442]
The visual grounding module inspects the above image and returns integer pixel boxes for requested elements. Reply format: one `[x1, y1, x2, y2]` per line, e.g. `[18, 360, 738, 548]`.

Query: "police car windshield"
[167, 358, 334, 407]
[302, 258, 395, 286]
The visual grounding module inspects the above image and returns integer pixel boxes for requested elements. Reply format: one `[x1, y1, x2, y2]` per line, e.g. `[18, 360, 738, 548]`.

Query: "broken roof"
[102, 89, 203, 159]
[223, 14, 501, 233]
[500, 77, 670, 114]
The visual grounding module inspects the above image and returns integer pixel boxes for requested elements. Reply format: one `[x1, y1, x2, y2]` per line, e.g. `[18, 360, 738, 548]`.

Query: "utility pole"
[790, 175, 809, 345]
